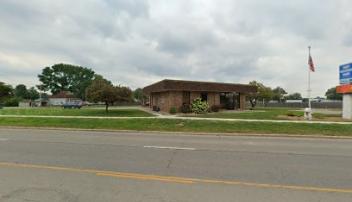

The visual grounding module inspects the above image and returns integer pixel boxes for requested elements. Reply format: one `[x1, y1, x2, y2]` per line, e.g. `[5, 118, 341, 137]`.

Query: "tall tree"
[14, 84, 29, 99]
[37, 63, 95, 100]
[133, 88, 145, 102]
[325, 87, 342, 100]
[116, 86, 133, 102]
[0, 82, 13, 102]
[272, 87, 287, 103]
[285, 93, 303, 100]
[86, 77, 118, 112]
[27, 87, 40, 101]
[248, 81, 273, 108]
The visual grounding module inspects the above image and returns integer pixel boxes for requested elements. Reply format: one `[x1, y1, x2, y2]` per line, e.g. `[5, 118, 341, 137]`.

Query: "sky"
[1, 0, 352, 97]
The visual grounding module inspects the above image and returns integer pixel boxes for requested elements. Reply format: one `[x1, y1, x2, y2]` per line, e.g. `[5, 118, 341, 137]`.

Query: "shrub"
[4, 97, 20, 107]
[181, 104, 191, 113]
[191, 98, 209, 114]
[169, 106, 177, 114]
[210, 105, 221, 112]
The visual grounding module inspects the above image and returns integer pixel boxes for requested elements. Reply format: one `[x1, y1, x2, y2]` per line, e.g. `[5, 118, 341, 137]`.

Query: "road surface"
[0, 128, 351, 201]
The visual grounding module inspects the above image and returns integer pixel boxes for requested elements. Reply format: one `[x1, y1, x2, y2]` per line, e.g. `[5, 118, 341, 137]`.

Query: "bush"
[210, 105, 221, 112]
[169, 106, 177, 114]
[181, 104, 191, 113]
[191, 98, 209, 114]
[4, 97, 20, 107]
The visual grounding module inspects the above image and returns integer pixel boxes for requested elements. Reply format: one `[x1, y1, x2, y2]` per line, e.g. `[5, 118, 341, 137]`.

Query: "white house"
[49, 91, 81, 106]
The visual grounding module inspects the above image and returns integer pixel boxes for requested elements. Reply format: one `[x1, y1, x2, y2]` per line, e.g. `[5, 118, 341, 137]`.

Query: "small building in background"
[143, 79, 257, 113]
[19, 100, 31, 108]
[49, 91, 81, 106]
[18, 98, 48, 107]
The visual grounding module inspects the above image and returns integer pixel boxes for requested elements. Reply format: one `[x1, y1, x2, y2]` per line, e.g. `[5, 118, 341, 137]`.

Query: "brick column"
[239, 93, 246, 110]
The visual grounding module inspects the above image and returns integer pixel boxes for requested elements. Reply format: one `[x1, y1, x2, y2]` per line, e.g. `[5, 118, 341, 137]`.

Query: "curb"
[1, 126, 352, 140]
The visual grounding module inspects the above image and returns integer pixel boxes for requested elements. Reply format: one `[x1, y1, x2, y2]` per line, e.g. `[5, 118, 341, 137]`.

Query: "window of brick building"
[201, 93, 208, 102]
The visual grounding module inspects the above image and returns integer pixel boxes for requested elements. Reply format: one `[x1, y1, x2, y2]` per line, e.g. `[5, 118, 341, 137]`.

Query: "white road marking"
[0, 138, 9, 141]
[143, 145, 196, 151]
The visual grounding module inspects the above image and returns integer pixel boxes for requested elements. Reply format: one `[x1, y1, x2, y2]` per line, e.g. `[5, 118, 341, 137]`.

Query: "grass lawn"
[0, 107, 154, 117]
[183, 108, 345, 121]
[0, 117, 351, 136]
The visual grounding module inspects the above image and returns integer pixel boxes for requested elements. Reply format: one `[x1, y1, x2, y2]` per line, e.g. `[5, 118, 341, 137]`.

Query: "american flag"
[308, 54, 315, 72]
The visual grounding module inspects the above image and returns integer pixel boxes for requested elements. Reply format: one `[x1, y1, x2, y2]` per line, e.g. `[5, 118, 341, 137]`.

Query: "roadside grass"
[0, 117, 351, 136]
[183, 108, 345, 121]
[183, 108, 303, 120]
[0, 107, 154, 117]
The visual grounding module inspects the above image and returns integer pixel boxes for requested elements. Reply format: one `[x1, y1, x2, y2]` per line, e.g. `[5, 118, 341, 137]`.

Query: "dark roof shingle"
[143, 79, 257, 94]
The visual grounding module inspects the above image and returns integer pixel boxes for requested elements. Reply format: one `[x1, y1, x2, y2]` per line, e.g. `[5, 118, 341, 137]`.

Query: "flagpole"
[308, 46, 312, 109]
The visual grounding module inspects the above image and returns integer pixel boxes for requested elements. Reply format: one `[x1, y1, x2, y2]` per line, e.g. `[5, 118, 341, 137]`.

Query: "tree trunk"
[250, 99, 256, 109]
[105, 102, 109, 113]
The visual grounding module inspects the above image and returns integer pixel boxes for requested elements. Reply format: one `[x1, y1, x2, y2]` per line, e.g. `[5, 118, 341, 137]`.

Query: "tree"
[325, 87, 342, 100]
[285, 93, 302, 100]
[133, 88, 146, 103]
[247, 81, 273, 108]
[0, 82, 13, 102]
[272, 87, 287, 103]
[37, 63, 95, 100]
[27, 87, 40, 101]
[116, 86, 133, 102]
[14, 84, 29, 99]
[86, 77, 118, 112]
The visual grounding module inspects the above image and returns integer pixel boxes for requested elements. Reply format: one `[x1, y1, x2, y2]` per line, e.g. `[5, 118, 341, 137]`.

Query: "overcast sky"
[1, 0, 352, 97]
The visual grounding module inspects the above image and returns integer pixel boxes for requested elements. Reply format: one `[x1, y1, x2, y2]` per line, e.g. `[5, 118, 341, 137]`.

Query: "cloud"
[0, 0, 352, 97]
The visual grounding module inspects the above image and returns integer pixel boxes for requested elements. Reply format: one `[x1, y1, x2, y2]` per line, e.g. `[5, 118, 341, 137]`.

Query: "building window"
[201, 93, 208, 102]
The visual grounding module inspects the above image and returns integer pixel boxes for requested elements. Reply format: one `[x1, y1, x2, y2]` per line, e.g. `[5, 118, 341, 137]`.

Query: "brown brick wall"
[214, 93, 220, 105]
[239, 93, 246, 110]
[150, 92, 170, 112]
[151, 91, 241, 113]
[207, 92, 216, 107]
[190, 92, 201, 102]
[168, 91, 183, 112]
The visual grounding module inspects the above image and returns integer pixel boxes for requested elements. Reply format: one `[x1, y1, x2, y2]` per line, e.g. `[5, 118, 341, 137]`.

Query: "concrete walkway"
[1, 114, 352, 125]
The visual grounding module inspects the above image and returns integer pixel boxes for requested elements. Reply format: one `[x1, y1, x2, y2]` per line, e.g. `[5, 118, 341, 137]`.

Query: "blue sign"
[339, 63, 352, 84]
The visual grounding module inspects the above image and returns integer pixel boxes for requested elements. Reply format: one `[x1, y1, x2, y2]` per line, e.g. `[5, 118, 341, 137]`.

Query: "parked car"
[62, 102, 82, 109]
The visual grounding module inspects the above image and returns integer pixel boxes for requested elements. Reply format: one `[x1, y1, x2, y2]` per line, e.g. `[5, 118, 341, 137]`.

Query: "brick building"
[143, 79, 257, 113]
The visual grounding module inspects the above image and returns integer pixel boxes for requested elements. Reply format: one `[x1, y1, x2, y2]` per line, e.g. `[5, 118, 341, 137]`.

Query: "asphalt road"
[0, 128, 351, 202]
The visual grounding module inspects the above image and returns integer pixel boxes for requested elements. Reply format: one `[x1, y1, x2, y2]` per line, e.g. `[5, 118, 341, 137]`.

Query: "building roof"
[49, 91, 77, 99]
[143, 79, 257, 94]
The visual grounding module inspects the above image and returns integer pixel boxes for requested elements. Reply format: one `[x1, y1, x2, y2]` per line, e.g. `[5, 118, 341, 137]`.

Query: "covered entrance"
[220, 92, 240, 110]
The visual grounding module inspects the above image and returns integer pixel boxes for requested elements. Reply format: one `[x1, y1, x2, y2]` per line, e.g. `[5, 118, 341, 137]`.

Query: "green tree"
[27, 87, 40, 101]
[0, 82, 13, 102]
[116, 86, 133, 102]
[14, 84, 29, 99]
[133, 88, 146, 103]
[37, 63, 95, 100]
[325, 87, 342, 100]
[272, 86, 287, 103]
[285, 93, 302, 100]
[86, 76, 128, 113]
[248, 81, 273, 108]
